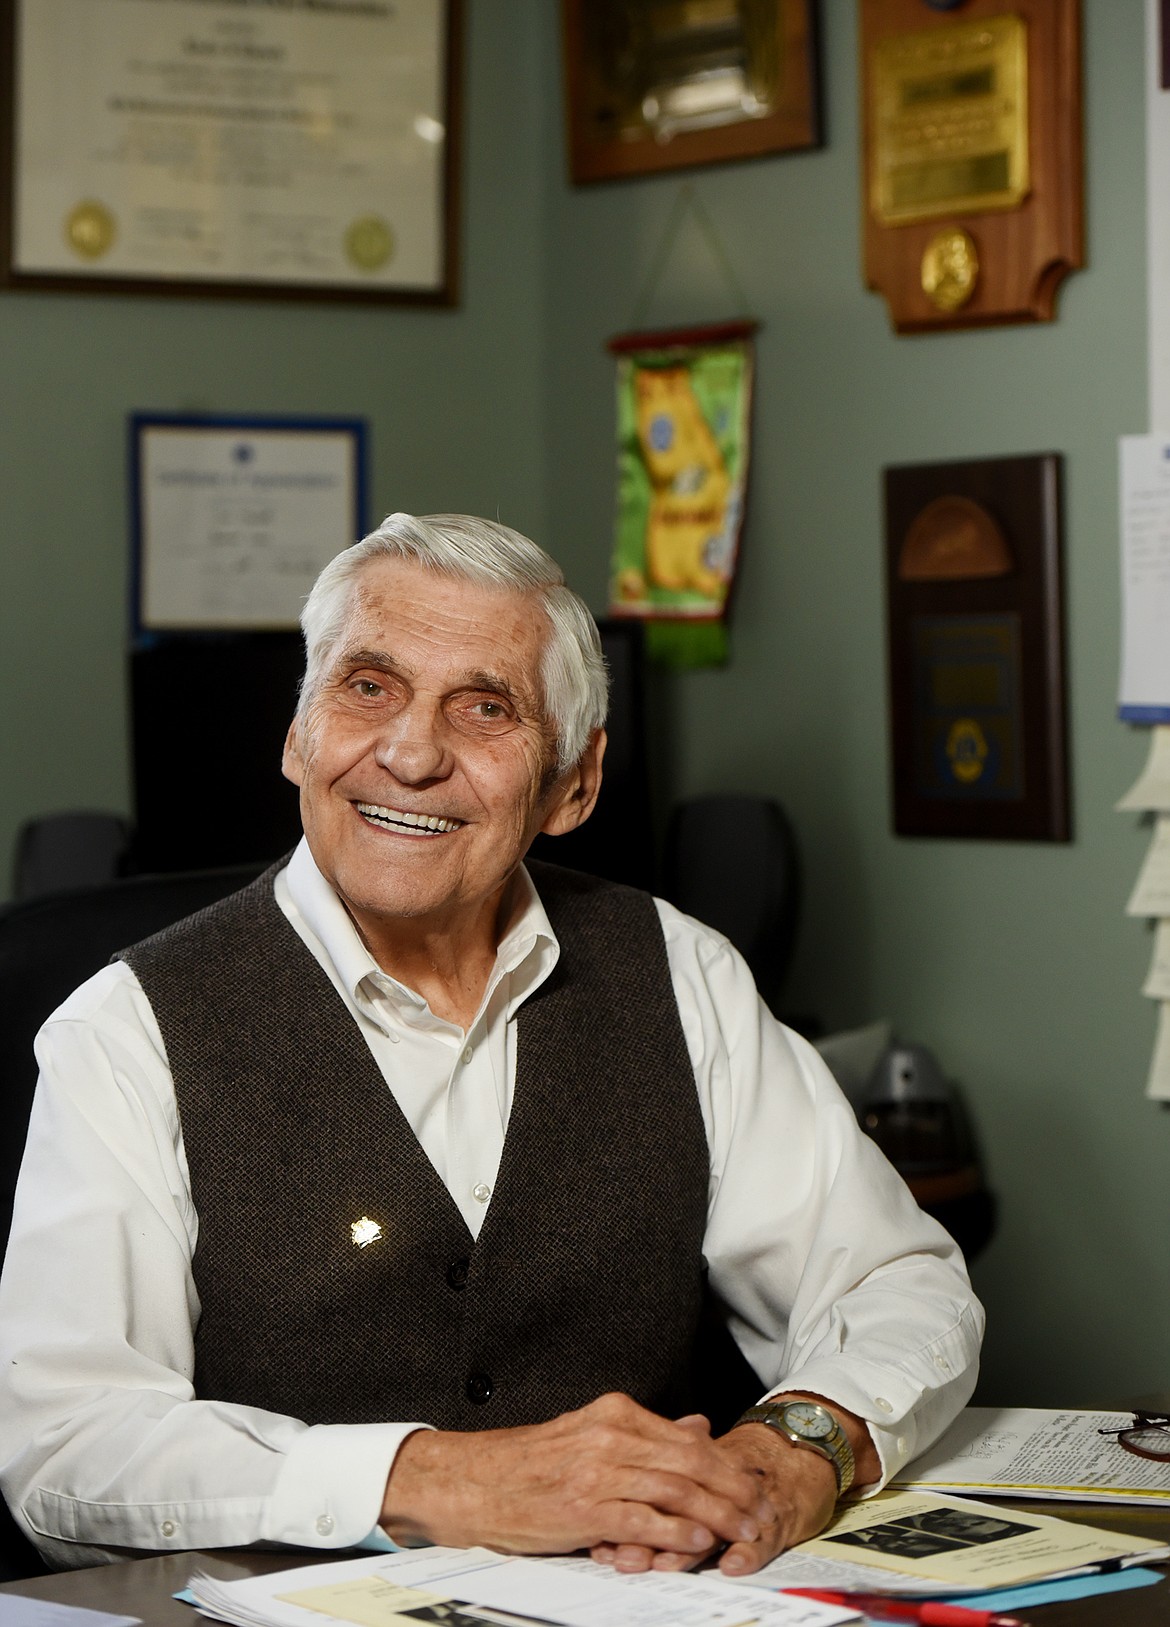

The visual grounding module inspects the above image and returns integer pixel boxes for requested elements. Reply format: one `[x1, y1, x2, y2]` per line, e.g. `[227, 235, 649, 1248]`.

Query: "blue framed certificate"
[131, 413, 367, 633]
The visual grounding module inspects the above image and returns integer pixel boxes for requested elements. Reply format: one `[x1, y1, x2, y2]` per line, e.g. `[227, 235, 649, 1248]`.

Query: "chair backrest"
[661, 795, 800, 1015]
[12, 811, 132, 901]
[0, 864, 267, 1267]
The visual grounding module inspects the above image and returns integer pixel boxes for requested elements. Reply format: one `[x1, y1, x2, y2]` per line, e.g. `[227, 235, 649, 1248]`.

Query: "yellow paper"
[796, 1488, 1161, 1589]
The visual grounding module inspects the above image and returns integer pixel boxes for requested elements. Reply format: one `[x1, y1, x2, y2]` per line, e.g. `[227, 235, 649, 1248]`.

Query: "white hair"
[298, 513, 609, 772]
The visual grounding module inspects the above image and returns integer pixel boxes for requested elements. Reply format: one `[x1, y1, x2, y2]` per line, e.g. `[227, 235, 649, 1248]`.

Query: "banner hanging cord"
[628, 182, 752, 331]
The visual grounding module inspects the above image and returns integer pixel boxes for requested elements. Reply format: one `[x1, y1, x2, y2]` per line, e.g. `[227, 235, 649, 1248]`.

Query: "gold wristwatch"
[734, 1399, 855, 1496]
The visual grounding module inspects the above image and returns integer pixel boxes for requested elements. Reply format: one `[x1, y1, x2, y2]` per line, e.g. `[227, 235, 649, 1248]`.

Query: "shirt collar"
[282, 837, 559, 1023]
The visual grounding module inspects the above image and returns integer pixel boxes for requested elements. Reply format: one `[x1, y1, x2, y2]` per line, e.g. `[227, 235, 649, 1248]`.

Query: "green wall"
[535, 0, 1168, 1404]
[2, 0, 1167, 1404]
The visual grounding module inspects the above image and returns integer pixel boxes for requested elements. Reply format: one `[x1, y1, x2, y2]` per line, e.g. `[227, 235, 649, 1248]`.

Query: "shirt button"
[316, 1513, 335, 1536]
[935, 1355, 952, 1373]
[447, 1257, 470, 1290]
[462, 1045, 473, 1066]
[875, 1397, 893, 1413]
[466, 1372, 493, 1404]
[160, 1519, 177, 1538]
[897, 1436, 909, 1456]
[472, 1182, 491, 1204]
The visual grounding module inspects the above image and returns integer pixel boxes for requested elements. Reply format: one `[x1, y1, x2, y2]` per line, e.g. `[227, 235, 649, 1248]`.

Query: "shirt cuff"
[264, 1423, 432, 1549]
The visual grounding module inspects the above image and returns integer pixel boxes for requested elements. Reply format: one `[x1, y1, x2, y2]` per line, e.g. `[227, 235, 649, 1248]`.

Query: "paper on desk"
[891, 1407, 1170, 1504]
[743, 1488, 1168, 1595]
[1117, 726, 1170, 810]
[190, 1547, 857, 1627]
[1146, 999, 1170, 1102]
[1119, 435, 1170, 722]
[954, 1566, 1166, 1611]
[0, 1600, 139, 1627]
[1126, 816, 1170, 915]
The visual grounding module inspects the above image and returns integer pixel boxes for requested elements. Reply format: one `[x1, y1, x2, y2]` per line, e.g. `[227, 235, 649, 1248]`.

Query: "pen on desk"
[782, 1589, 1023, 1626]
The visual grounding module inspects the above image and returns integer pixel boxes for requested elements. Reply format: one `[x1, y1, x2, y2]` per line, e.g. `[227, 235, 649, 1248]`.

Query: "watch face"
[785, 1402, 833, 1440]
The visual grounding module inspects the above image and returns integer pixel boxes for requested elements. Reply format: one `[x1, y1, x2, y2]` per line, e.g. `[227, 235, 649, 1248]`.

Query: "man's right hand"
[378, 1392, 773, 1557]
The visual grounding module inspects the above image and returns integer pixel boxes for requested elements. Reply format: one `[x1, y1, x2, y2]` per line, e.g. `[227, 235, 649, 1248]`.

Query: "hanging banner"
[607, 320, 757, 667]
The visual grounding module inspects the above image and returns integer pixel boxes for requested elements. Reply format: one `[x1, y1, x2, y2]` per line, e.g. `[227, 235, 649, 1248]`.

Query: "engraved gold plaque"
[921, 226, 980, 312]
[872, 15, 1029, 227]
[65, 201, 116, 261]
[344, 216, 395, 273]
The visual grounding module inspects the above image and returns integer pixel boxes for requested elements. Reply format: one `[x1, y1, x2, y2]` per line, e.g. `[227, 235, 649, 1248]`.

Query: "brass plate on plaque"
[860, 0, 1082, 334]
[872, 15, 1029, 226]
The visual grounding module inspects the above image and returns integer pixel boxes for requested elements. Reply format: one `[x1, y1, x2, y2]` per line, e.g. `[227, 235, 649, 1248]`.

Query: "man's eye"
[352, 678, 385, 699]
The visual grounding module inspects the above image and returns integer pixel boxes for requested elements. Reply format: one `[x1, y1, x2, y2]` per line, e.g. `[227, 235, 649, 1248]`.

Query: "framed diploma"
[561, 0, 821, 184]
[884, 453, 1070, 842]
[1, 0, 462, 303]
[131, 414, 367, 632]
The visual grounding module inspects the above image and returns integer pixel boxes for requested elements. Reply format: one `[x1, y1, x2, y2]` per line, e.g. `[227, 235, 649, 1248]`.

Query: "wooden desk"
[1, 1509, 1167, 1626]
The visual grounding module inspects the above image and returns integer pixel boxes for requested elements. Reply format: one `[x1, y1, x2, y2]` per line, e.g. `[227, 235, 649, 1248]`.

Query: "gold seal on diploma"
[344, 216, 395, 273]
[65, 201, 116, 262]
[921, 227, 979, 312]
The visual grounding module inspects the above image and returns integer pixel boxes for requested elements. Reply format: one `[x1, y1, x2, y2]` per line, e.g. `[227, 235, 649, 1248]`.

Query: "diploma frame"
[131, 413, 368, 634]
[0, 0, 463, 305]
[561, 0, 821, 184]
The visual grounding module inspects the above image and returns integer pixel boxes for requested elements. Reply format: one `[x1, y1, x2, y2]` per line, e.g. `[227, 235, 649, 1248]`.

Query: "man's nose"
[372, 699, 451, 783]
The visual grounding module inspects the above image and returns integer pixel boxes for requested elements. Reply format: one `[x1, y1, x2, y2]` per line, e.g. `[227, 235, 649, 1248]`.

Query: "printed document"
[892, 1407, 1170, 1504]
[189, 1547, 856, 1627]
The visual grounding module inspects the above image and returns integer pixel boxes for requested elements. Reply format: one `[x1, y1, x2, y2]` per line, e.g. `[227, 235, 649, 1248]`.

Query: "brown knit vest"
[119, 859, 720, 1430]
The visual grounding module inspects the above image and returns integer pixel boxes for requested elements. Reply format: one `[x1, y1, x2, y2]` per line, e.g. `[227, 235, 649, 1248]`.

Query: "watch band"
[734, 1400, 856, 1496]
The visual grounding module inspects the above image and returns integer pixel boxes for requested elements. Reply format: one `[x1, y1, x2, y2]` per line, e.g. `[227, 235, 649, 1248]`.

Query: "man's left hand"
[591, 1399, 879, 1577]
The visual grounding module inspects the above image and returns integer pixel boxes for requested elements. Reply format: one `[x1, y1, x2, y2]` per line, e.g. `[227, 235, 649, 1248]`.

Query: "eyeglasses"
[1098, 1413, 1170, 1462]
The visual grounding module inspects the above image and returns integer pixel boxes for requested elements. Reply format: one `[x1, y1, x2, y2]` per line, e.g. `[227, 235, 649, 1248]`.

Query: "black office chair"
[0, 862, 266, 1581]
[661, 794, 801, 1017]
[11, 811, 133, 901]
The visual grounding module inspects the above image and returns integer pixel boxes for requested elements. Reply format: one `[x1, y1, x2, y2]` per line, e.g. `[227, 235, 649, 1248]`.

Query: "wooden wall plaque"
[884, 453, 1070, 841]
[860, 0, 1083, 334]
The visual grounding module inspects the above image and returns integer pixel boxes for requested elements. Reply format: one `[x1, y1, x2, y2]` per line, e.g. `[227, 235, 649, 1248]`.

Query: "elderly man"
[0, 513, 982, 1575]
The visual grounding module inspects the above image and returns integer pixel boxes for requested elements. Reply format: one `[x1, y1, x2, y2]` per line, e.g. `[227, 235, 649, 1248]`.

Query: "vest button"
[466, 1371, 493, 1404]
[447, 1257, 470, 1290]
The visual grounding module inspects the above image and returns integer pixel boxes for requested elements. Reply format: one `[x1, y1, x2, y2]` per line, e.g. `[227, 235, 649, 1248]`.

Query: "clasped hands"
[381, 1391, 866, 1576]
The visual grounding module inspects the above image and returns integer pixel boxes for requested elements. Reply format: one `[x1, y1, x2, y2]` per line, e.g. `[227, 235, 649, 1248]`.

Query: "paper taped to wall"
[1119, 436, 1170, 722]
[1117, 725, 1170, 810]
[1126, 815, 1170, 915]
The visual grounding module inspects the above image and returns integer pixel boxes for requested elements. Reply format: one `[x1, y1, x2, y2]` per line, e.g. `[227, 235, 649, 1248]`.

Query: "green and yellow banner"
[607, 320, 757, 667]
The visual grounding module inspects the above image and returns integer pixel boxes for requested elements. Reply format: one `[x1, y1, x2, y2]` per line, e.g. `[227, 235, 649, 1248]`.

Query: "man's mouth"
[355, 801, 464, 837]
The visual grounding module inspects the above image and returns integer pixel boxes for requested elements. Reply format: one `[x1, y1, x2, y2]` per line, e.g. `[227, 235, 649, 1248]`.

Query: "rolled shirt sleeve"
[656, 898, 984, 1487]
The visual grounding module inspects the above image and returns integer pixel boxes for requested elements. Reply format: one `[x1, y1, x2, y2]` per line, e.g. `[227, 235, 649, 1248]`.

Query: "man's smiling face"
[282, 559, 599, 958]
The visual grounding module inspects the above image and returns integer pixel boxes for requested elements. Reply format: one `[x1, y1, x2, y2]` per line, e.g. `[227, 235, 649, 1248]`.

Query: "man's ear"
[540, 729, 607, 838]
[282, 717, 305, 787]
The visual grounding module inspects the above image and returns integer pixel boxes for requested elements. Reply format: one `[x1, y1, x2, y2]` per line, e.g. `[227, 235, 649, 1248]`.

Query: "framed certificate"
[131, 414, 367, 633]
[2, 0, 462, 303]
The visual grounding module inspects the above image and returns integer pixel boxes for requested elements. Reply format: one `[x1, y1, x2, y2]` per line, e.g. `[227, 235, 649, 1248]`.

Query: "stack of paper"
[892, 1407, 1170, 1506]
[187, 1487, 1170, 1626]
[736, 1487, 1168, 1598]
[189, 1546, 858, 1627]
[1117, 727, 1170, 1100]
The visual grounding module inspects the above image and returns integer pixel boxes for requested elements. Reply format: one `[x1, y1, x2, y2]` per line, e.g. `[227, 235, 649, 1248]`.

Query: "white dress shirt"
[0, 842, 983, 1569]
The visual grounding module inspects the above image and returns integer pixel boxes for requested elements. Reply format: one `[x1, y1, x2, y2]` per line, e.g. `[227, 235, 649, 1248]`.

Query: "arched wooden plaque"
[860, 0, 1083, 334]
